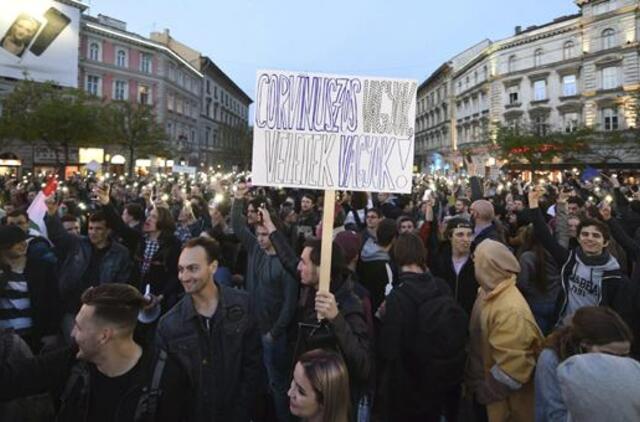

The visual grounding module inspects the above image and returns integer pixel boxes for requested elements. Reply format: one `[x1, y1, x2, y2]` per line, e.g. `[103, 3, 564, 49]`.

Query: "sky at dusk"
[86, 0, 579, 103]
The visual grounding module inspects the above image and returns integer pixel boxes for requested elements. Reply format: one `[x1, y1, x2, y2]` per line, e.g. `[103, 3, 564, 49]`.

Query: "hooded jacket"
[557, 353, 640, 422]
[469, 240, 543, 422]
[523, 208, 627, 326]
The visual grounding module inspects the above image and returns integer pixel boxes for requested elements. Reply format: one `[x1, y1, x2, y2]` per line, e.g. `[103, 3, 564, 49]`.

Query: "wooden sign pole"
[318, 189, 335, 294]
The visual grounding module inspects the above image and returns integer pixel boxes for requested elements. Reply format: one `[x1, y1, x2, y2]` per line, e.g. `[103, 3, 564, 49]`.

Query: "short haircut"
[125, 203, 145, 222]
[577, 218, 610, 242]
[396, 215, 416, 230]
[567, 196, 585, 207]
[6, 208, 28, 219]
[80, 284, 146, 331]
[183, 236, 221, 264]
[456, 198, 471, 208]
[88, 211, 108, 226]
[393, 233, 427, 270]
[445, 217, 473, 239]
[366, 208, 382, 218]
[61, 214, 80, 224]
[301, 193, 316, 203]
[377, 218, 397, 248]
[303, 237, 347, 280]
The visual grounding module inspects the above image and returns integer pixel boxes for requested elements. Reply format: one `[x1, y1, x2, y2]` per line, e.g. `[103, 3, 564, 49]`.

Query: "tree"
[101, 101, 168, 174]
[0, 78, 105, 172]
[494, 123, 591, 170]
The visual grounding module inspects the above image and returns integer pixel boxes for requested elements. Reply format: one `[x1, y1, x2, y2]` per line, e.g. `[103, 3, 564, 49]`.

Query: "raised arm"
[230, 183, 258, 252]
[524, 187, 569, 266]
[43, 199, 77, 253]
[600, 203, 640, 263]
[95, 184, 142, 252]
[261, 206, 301, 280]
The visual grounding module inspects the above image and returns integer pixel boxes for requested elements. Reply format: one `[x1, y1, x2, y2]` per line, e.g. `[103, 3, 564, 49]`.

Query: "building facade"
[418, 0, 640, 168]
[199, 57, 252, 167]
[0, 6, 250, 172]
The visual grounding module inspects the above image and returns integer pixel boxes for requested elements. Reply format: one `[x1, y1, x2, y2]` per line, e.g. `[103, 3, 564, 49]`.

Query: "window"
[602, 107, 618, 131]
[533, 115, 549, 136]
[205, 127, 211, 147]
[88, 42, 100, 61]
[140, 53, 152, 74]
[507, 118, 520, 132]
[115, 49, 127, 68]
[563, 41, 575, 60]
[214, 86, 218, 99]
[602, 66, 618, 89]
[167, 92, 175, 111]
[206, 80, 211, 94]
[534, 49, 543, 67]
[138, 85, 151, 105]
[564, 113, 580, 133]
[562, 75, 577, 96]
[168, 64, 176, 81]
[166, 122, 173, 139]
[114, 80, 127, 100]
[86, 75, 101, 96]
[508, 55, 517, 73]
[533, 80, 547, 101]
[602, 28, 615, 50]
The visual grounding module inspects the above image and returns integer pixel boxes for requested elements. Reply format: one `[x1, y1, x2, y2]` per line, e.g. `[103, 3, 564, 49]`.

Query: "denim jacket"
[155, 284, 262, 422]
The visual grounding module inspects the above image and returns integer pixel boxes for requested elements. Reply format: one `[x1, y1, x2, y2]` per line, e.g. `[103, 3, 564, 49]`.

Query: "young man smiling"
[155, 237, 262, 422]
[526, 187, 628, 326]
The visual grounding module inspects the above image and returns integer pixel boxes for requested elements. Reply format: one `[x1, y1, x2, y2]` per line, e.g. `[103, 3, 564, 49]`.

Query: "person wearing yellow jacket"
[467, 239, 543, 422]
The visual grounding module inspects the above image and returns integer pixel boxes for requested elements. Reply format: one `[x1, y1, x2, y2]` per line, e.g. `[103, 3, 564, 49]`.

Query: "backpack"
[396, 279, 469, 392]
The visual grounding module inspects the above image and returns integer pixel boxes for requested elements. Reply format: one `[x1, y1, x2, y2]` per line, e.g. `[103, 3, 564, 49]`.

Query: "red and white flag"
[27, 177, 58, 238]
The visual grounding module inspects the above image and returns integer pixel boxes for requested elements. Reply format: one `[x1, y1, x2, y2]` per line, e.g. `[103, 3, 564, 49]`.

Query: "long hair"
[520, 224, 548, 293]
[545, 306, 633, 361]
[154, 206, 176, 238]
[298, 349, 351, 422]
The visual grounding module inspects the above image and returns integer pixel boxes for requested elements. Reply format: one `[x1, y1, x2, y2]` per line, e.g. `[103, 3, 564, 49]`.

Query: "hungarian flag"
[27, 177, 58, 238]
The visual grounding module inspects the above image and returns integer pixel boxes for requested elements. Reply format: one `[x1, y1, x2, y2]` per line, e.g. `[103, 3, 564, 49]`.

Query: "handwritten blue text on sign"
[252, 70, 417, 193]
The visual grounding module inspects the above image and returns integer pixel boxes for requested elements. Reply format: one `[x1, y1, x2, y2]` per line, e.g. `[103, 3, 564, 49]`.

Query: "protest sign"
[252, 70, 417, 295]
[252, 70, 417, 193]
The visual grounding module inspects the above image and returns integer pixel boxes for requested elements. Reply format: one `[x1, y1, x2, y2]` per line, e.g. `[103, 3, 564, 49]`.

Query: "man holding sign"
[251, 69, 416, 420]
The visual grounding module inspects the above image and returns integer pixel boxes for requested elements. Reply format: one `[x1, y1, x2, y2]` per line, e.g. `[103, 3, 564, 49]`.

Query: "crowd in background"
[0, 163, 639, 422]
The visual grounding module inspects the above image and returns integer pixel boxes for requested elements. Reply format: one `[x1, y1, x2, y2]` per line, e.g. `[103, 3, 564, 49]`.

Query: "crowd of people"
[0, 163, 640, 422]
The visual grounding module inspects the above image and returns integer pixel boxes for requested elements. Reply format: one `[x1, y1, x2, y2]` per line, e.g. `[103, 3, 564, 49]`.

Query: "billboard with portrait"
[0, 0, 81, 87]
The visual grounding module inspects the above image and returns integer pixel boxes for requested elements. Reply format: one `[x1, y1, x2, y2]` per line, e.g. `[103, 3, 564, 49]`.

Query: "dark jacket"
[378, 271, 455, 418]
[155, 285, 263, 422]
[0, 346, 190, 422]
[269, 229, 372, 399]
[430, 244, 478, 316]
[44, 214, 132, 313]
[524, 208, 630, 326]
[101, 203, 182, 310]
[0, 254, 61, 351]
[471, 222, 505, 251]
[231, 199, 298, 338]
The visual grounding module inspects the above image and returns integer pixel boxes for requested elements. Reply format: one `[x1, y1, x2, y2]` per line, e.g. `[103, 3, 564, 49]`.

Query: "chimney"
[164, 28, 170, 36]
[515, 26, 522, 35]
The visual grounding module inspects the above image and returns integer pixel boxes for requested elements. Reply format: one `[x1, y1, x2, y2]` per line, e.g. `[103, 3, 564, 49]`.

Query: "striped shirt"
[0, 270, 33, 336]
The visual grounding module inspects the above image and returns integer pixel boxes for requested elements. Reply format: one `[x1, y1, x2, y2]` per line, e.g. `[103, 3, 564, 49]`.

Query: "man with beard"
[0, 284, 190, 422]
